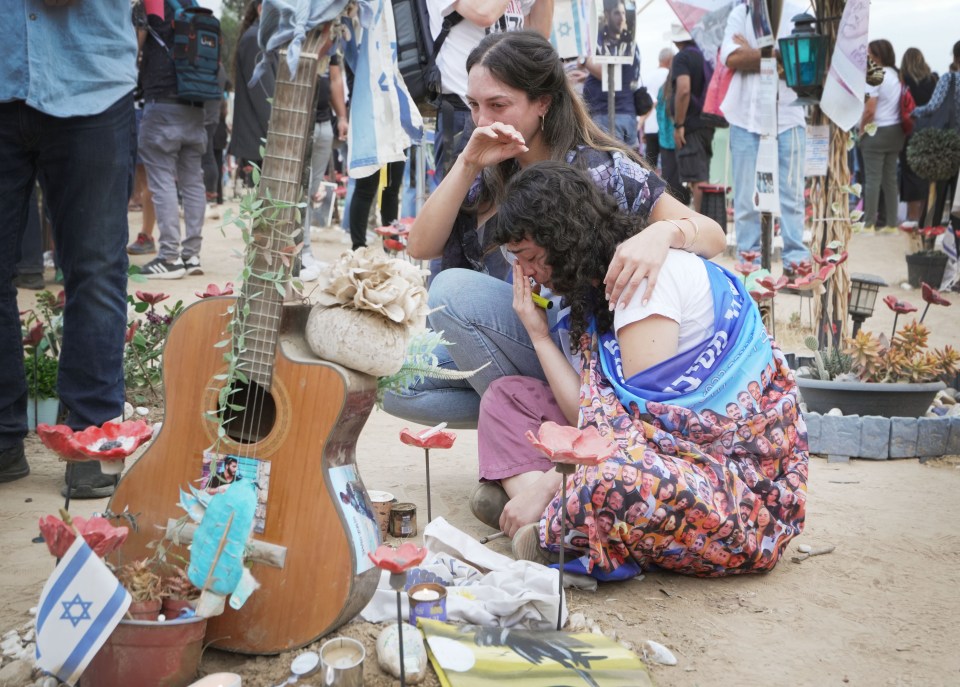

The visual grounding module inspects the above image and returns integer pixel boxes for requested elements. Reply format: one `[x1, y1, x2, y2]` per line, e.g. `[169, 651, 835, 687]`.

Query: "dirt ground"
[3, 203, 960, 686]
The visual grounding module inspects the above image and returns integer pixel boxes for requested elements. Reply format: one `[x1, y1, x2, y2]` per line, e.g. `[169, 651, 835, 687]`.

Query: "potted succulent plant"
[796, 320, 957, 417]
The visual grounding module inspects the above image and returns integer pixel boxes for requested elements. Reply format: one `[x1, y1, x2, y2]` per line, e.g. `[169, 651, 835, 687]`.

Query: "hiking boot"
[141, 257, 185, 279]
[127, 233, 157, 255]
[13, 273, 45, 290]
[510, 523, 558, 565]
[469, 481, 510, 530]
[182, 255, 203, 275]
[0, 441, 29, 483]
[62, 461, 118, 499]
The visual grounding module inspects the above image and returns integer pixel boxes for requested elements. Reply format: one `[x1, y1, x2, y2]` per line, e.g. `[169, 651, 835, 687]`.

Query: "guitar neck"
[238, 29, 330, 389]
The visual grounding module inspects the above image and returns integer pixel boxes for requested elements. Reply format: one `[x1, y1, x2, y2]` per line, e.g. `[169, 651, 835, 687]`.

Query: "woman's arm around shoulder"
[604, 191, 725, 310]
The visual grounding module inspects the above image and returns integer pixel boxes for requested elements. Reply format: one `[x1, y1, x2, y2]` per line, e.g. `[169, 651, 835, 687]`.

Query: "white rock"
[827, 408, 843, 416]
[35, 677, 58, 687]
[900, 282, 913, 290]
[1, 637, 21, 657]
[947, 405, 960, 417]
[136, 406, 150, 416]
[1, 631, 16, 640]
[0, 659, 34, 687]
[797, 544, 812, 553]
[642, 640, 678, 666]
[124, 402, 134, 418]
[21, 631, 33, 643]
[376, 623, 428, 684]
[604, 629, 618, 642]
[591, 626, 603, 635]
[568, 612, 587, 632]
[28, 608, 36, 617]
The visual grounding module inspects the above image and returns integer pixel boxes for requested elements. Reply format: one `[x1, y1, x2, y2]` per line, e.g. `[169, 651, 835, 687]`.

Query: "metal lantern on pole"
[778, 13, 829, 104]
[847, 273, 887, 335]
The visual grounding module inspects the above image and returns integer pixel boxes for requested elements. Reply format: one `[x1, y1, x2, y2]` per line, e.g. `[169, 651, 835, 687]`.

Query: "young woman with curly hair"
[481, 161, 807, 580]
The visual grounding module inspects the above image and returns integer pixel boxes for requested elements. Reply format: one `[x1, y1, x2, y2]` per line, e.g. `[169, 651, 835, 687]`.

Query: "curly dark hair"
[493, 161, 645, 352]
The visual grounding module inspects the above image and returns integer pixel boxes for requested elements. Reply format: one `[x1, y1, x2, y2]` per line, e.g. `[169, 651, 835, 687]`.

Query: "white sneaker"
[299, 262, 327, 282]
[301, 251, 318, 268]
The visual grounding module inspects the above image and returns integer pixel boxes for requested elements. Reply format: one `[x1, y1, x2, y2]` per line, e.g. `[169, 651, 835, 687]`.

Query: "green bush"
[906, 128, 960, 181]
[24, 353, 58, 399]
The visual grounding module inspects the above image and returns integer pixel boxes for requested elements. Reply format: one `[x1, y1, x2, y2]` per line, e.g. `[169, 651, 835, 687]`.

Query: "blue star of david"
[558, 21, 572, 37]
[60, 594, 93, 628]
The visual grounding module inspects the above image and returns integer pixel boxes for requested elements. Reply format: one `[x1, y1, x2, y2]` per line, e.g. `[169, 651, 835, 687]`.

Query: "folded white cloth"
[360, 518, 566, 630]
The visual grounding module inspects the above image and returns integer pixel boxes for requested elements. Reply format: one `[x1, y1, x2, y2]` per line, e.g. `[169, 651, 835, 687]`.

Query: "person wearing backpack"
[721, 2, 809, 274]
[666, 23, 714, 214]
[138, 0, 216, 278]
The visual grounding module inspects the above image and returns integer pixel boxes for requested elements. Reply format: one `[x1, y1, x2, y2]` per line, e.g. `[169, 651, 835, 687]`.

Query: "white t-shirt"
[613, 249, 715, 356]
[866, 66, 902, 127]
[427, 0, 535, 100]
[718, 3, 806, 134]
[642, 66, 669, 134]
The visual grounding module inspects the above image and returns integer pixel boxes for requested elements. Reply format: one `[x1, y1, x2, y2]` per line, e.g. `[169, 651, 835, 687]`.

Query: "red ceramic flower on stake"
[920, 282, 951, 323]
[37, 420, 153, 474]
[38, 512, 129, 559]
[195, 282, 235, 299]
[400, 423, 455, 522]
[525, 422, 618, 467]
[135, 291, 169, 306]
[739, 250, 761, 263]
[883, 295, 918, 338]
[735, 262, 760, 280]
[369, 542, 428, 687]
[756, 276, 789, 292]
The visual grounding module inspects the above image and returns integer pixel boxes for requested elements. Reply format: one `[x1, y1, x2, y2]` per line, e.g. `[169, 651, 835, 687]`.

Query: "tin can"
[367, 490, 396, 540]
[408, 582, 447, 625]
[389, 502, 417, 538]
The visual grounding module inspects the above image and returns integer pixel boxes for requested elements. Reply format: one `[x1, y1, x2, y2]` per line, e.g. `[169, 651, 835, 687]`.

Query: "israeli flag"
[35, 537, 131, 685]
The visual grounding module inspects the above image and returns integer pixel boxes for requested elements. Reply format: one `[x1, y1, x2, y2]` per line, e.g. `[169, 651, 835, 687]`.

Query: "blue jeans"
[591, 112, 639, 148]
[381, 268, 560, 429]
[0, 94, 134, 448]
[729, 125, 809, 268]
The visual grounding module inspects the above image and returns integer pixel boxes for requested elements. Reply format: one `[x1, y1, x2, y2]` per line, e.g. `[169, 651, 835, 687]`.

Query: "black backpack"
[149, 0, 221, 102]
[392, 0, 463, 105]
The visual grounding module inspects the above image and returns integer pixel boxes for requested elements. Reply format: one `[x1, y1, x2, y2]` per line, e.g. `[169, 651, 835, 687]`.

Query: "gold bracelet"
[663, 219, 690, 249]
[683, 217, 700, 250]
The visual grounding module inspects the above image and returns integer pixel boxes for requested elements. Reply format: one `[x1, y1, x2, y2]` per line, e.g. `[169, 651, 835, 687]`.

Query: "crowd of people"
[3, 0, 957, 581]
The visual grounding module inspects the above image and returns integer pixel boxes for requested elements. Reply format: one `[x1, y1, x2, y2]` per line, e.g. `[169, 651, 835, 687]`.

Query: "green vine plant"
[210, 159, 307, 452]
[377, 327, 489, 408]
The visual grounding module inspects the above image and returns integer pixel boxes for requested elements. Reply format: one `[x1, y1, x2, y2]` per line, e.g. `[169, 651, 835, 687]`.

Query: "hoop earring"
[540, 115, 545, 132]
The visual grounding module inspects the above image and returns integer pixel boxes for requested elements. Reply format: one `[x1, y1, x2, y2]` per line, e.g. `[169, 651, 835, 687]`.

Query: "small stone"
[29, 608, 36, 617]
[591, 625, 603, 635]
[136, 406, 150, 416]
[35, 677, 59, 687]
[900, 282, 913, 290]
[377, 623, 427, 684]
[827, 408, 843, 416]
[642, 640, 678, 666]
[0, 659, 34, 687]
[568, 612, 587, 632]
[124, 401, 134, 418]
[797, 544, 812, 553]
[604, 629, 618, 642]
[939, 393, 956, 405]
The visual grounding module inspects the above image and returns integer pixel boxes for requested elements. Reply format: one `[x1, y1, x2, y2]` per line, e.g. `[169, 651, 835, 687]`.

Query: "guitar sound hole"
[222, 380, 277, 444]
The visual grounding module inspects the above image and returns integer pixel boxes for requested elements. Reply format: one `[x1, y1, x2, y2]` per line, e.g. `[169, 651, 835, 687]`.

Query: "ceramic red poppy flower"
[368, 542, 427, 574]
[749, 290, 774, 303]
[399, 427, 456, 450]
[812, 249, 848, 266]
[37, 420, 153, 465]
[23, 322, 44, 347]
[124, 320, 140, 344]
[526, 421, 618, 466]
[135, 291, 170, 306]
[756, 276, 789, 292]
[739, 250, 761, 263]
[38, 514, 129, 559]
[735, 262, 760, 277]
[883, 295, 917, 314]
[919, 225, 946, 239]
[196, 282, 235, 299]
[921, 282, 951, 307]
[789, 259, 813, 277]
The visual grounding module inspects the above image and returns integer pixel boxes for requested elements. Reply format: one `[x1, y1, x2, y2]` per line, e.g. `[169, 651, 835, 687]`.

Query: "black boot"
[62, 461, 118, 499]
[0, 441, 29, 483]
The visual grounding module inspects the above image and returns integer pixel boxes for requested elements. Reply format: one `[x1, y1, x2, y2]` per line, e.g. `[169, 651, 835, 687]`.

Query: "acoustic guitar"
[109, 26, 381, 654]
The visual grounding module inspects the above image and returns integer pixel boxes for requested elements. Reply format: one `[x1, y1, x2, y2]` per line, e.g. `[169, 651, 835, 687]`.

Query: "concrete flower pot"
[796, 376, 946, 418]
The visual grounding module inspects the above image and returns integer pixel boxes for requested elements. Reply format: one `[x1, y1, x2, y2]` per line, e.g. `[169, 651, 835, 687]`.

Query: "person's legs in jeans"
[777, 126, 809, 268]
[383, 269, 560, 428]
[15, 186, 45, 289]
[729, 125, 762, 259]
[305, 120, 334, 250]
[0, 102, 40, 468]
[615, 113, 639, 149]
[379, 158, 406, 225]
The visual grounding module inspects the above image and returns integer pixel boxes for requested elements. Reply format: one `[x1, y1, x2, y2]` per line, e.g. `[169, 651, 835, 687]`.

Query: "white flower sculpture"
[315, 247, 429, 329]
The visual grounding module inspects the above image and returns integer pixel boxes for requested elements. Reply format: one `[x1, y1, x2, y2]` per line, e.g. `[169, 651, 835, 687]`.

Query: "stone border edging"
[803, 412, 960, 463]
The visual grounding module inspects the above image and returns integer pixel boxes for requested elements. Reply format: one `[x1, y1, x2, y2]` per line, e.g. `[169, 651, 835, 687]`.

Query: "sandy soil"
[3, 203, 959, 686]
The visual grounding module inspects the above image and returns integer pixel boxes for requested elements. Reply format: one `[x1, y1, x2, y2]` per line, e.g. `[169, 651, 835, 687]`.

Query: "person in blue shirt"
[0, 1, 138, 496]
